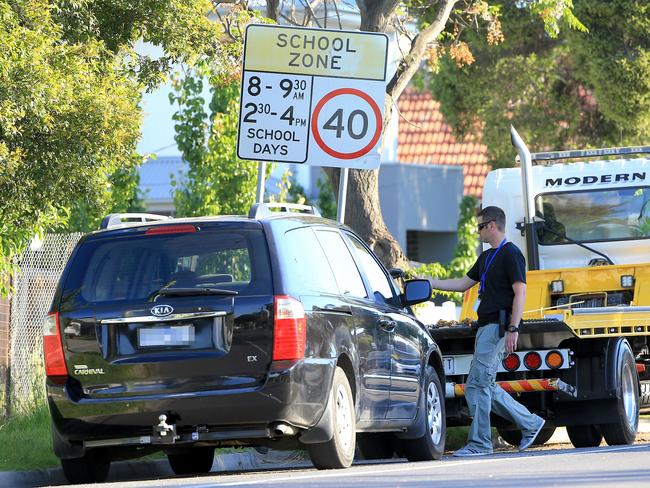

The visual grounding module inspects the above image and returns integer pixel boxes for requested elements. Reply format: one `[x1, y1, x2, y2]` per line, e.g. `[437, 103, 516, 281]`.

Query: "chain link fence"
[7, 233, 82, 414]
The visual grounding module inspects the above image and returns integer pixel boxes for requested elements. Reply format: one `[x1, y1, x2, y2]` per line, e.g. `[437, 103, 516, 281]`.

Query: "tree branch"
[266, 0, 280, 21]
[386, 0, 458, 101]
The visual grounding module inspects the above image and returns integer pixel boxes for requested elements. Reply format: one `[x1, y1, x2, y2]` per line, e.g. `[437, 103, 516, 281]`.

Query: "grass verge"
[0, 402, 58, 471]
[445, 426, 470, 451]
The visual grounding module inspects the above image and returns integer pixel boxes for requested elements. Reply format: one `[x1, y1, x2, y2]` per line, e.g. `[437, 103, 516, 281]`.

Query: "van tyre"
[497, 426, 556, 447]
[567, 424, 603, 448]
[167, 447, 215, 475]
[308, 367, 356, 469]
[600, 342, 639, 445]
[400, 365, 445, 461]
[60, 450, 110, 484]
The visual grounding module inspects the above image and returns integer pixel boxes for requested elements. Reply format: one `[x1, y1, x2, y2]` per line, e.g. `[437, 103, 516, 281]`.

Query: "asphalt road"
[47, 443, 650, 488]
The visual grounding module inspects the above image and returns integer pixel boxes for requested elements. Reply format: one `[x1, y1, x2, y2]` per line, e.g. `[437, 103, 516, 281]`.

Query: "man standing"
[427, 206, 545, 456]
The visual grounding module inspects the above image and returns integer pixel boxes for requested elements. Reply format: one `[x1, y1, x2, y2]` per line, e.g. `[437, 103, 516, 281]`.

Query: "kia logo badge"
[151, 305, 173, 317]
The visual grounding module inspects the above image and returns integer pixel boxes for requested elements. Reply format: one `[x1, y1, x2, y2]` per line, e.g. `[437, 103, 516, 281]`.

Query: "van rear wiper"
[154, 287, 239, 297]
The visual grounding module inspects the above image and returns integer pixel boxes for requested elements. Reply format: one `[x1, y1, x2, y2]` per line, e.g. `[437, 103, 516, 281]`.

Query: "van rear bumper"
[47, 358, 336, 450]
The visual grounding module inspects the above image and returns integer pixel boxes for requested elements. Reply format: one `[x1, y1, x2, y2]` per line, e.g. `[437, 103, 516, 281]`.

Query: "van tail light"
[43, 312, 68, 381]
[145, 224, 196, 235]
[273, 296, 306, 361]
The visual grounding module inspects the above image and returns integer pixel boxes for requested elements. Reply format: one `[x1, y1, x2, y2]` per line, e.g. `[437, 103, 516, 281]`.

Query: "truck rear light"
[523, 352, 542, 370]
[145, 225, 196, 235]
[637, 363, 646, 374]
[43, 313, 68, 379]
[273, 296, 306, 361]
[502, 353, 521, 372]
[545, 350, 564, 369]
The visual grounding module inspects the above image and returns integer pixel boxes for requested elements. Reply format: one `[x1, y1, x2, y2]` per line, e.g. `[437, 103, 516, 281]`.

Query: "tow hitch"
[153, 414, 178, 444]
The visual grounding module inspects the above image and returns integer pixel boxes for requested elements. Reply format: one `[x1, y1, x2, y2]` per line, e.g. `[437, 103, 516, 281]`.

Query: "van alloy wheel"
[427, 380, 443, 445]
[308, 367, 356, 469]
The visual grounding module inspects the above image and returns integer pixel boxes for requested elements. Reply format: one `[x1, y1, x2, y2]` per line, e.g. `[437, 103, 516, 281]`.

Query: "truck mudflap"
[445, 378, 577, 399]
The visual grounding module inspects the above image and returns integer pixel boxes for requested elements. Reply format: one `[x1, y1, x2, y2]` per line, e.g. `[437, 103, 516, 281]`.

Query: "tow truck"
[432, 128, 650, 448]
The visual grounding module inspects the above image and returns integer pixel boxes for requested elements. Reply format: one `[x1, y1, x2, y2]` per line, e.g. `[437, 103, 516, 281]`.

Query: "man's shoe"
[519, 417, 546, 452]
[452, 445, 493, 457]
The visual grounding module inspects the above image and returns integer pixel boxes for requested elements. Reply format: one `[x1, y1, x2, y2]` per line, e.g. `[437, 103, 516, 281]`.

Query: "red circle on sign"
[311, 88, 383, 160]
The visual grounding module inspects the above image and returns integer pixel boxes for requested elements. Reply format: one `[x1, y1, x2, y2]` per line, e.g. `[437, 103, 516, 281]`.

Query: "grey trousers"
[465, 323, 542, 451]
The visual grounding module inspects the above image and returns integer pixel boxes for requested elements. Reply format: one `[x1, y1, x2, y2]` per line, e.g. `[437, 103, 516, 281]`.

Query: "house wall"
[379, 163, 464, 262]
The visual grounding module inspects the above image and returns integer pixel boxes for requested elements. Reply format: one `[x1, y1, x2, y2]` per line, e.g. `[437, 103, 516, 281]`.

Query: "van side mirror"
[403, 279, 432, 306]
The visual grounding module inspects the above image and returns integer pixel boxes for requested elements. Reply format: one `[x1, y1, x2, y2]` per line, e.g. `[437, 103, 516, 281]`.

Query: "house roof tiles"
[397, 88, 490, 198]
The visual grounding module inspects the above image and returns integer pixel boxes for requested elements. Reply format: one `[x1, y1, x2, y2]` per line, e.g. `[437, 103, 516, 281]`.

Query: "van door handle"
[378, 318, 397, 331]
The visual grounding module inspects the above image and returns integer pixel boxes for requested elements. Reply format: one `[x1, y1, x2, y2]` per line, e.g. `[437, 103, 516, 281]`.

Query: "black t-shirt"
[466, 241, 526, 326]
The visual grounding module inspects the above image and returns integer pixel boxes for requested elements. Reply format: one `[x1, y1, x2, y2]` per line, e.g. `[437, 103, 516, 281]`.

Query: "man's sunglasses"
[477, 220, 495, 231]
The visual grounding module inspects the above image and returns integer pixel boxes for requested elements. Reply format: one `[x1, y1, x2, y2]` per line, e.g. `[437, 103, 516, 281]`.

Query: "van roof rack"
[100, 213, 172, 229]
[531, 146, 650, 165]
[248, 203, 322, 220]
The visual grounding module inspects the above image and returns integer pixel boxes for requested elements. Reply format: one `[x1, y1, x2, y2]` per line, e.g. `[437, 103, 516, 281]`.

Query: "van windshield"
[61, 227, 272, 305]
[535, 186, 650, 244]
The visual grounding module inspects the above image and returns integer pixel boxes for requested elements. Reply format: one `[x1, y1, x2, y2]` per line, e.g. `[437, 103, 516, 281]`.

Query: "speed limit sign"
[237, 25, 388, 170]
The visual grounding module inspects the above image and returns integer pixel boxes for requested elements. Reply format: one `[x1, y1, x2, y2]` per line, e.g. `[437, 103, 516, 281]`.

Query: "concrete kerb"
[0, 449, 312, 488]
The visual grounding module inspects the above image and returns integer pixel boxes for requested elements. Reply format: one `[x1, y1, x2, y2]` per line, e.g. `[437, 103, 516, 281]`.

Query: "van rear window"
[61, 228, 272, 304]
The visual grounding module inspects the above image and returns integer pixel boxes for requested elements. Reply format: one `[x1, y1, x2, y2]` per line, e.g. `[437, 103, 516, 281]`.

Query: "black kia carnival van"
[44, 204, 446, 483]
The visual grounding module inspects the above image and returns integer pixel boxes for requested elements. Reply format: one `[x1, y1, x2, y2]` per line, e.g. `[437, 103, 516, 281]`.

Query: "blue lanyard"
[479, 238, 507, 295]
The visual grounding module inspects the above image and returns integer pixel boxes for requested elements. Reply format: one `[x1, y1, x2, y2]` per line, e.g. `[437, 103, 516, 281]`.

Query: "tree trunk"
[323, 167, 408, 270]
[322, 0, 456, 269]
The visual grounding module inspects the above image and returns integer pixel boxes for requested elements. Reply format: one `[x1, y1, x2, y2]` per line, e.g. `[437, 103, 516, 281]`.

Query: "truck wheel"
[497, 426, 556, 447]
[60, 450, 110, 484]
[400, 365, 446, 461]
[308, 367, 356, 469]
[167, 447, 215, 475]
[567, 425, 603, 448]
[356, 433, 395, 460]
[600, 342, 639, 445]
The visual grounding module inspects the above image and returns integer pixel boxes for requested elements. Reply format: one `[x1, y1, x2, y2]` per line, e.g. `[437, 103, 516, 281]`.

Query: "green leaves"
[429, 0, 649, 170]
[170, 65, 259, 217]
[408, 196, 479, 303]
[0, 1, 222, 295]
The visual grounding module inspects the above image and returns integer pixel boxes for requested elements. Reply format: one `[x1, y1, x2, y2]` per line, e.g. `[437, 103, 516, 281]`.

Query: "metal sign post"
[337, 168, 349, 223]
[255, 161, 266, 203]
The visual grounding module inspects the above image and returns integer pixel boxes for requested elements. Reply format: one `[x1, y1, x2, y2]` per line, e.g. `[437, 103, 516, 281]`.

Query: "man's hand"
[505, 331, 518, 354]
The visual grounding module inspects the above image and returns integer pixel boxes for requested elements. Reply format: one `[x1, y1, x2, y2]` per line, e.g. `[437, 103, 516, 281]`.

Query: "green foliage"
[429, 1, 648, 169]
[170, 67, 259, 217]
[316, 174, 337, 220]
[407, 196, 479, 303]
[269, 169, 337, 220]
[270, 169, 307, 205]
[569, 1, 650, 139]
[51, 0, 220, 90]
[0, 1, 139, 294]
[66, 160, 148, 232]
[0, 402, 58, 471]
[446, 196, 480, 278]
[0, 0, 220, 296]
